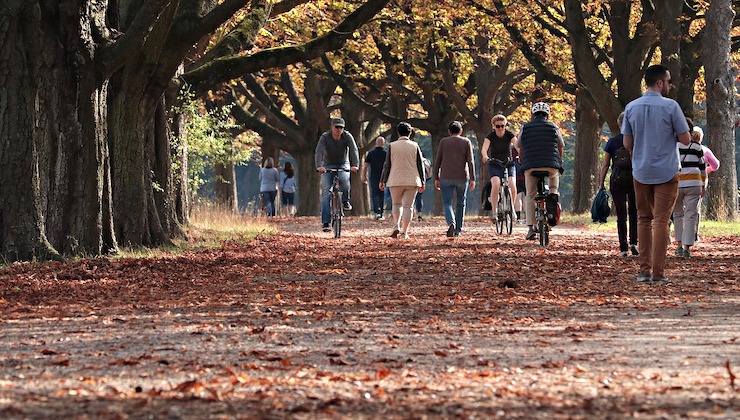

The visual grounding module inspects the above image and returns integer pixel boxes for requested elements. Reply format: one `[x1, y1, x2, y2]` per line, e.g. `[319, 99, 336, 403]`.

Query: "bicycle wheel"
[495, 192, 504, 234]
[332, 191, 342, 238]
[538, 216, 549, 247]
[503, 187, 513, 235]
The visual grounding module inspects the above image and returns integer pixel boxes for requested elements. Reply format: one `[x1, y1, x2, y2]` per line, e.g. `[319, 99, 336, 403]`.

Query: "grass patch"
[117, 205, 276, 258]
[562, 212, 740, 237]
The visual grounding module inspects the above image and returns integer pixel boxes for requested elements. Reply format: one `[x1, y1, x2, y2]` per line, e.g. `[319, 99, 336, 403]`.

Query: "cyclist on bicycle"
[315, 117, 359, 232]
[516, 102, 564, 240]
[481, 114, 517, 223]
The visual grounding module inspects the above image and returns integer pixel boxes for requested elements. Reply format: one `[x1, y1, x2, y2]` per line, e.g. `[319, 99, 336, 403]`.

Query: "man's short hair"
[397, 122, 412, 136]
[644, 64, 669, 87]
[448, 121, 463, 134]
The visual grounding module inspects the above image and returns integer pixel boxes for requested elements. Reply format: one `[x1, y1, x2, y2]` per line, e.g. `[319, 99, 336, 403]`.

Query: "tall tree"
[703, 0, 738, 220]
[0, 0, 390, 261]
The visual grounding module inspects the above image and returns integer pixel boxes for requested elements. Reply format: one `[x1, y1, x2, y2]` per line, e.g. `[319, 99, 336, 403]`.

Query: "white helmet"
[531, 102, 550, 116]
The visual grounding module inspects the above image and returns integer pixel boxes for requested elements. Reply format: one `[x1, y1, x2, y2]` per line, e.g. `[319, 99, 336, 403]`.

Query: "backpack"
[481, 181, 492, 211]
[610, 147, 633, 186]
[591, 188, 611, 223]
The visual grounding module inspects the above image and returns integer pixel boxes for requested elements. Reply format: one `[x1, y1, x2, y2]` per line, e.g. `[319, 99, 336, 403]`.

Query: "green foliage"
[171, 88, 254, 201]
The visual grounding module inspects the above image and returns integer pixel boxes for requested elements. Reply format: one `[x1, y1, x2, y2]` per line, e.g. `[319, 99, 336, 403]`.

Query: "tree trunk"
[0, 1, 116, 261]
[703, 0, 738, 220]
[214, 162, 238, 212]
[571, 93, 601, 213]
[295, 153, 320, 216]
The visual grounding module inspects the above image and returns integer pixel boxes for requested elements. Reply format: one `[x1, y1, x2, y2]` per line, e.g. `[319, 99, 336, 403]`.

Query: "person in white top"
[672, 119, 706, 259]
[379, 122, 427, 239]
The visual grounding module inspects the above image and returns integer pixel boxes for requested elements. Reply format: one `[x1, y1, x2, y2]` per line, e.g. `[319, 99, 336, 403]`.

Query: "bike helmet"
[531, 102, 550, 116]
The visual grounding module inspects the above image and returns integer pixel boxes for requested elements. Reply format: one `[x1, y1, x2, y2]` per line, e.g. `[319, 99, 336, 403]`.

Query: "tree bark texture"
[0, 1, 116, 261]
[703, 0, 738, 220]
[570, 93, 601, 214]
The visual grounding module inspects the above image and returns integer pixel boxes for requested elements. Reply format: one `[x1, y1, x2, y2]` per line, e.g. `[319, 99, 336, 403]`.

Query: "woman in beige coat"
[380, 122, 426, 238]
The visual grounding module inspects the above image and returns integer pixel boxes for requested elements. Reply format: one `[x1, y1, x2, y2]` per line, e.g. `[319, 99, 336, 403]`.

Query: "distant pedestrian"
[672, 119, 706, 259]
[433, 121, 476, 237]
[315, 117, 360, 232]
[259, 157, 280, 217]
[481, 114, 518, 224]
[380, 122, 426, 239]
[692, 126, 719, 241]
[516, 102, 564, 241]
[362, 136, 387, 220]
[622, 64, 691, 283]
[280, 161, 297, 217]
[599, 112, 638, 257]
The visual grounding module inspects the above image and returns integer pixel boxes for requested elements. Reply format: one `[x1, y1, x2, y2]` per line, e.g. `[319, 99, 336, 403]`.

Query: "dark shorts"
[487, 162, 516, 181]
[281, 192, 295, 206]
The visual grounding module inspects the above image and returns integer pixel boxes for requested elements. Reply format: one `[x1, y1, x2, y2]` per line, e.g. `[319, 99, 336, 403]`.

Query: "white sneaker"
[619, 251, 628, 257]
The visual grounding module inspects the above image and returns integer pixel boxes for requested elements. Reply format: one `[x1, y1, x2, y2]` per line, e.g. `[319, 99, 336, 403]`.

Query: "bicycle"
[531, 170, 551, 246]
[325, 168, 350, 238]
[490, 158, 515, 235]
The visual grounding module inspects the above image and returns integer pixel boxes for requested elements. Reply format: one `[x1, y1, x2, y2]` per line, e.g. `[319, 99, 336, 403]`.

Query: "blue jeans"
[321, 166, 350, 225]
[369, 178, 384, 215]
[261, 190, 277, 217]
[440, 179, 469, 234]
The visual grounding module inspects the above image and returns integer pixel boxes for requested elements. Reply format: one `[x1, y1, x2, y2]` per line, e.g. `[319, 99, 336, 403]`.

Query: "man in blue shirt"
[362, 136, 387, 220]
[622, 64, 691, 284]
[315, 117, 360, 232]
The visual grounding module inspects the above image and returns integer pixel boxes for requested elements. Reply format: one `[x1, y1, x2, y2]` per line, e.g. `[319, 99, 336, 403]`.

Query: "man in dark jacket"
[362, 136, 387, 220]
[516, 102, 564, 240]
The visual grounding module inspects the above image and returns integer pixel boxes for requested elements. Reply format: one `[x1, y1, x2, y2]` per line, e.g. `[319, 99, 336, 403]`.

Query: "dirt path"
[0, 216, 738, 418]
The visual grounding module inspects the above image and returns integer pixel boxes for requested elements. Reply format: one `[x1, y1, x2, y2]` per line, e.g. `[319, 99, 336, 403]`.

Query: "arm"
[703, 147, 719, 173]
[379, 144, 391, 189]
[556, 130, 565, 157]
[599, 152, 611, 189]
[315, 134, 326, 172]
[623, 134, 633, 151]
[415, 147, 426, 190]
[467, 140, 476, 190]
[347, 133, 360, 171]
[676, 131, 691, 146]
[481, 138, 491, 164]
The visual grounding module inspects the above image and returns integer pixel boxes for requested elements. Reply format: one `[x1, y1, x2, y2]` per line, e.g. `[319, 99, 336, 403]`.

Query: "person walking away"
[512, 148, 525, 223]
[410, 128, 432, 221]
[433, 121, 476, 237]
[516, 102, 564, 241]
[673, 119, 706, 259]
[379, 122, 426, 238]
[280, 161, 297, 217]
[481, 114, 518, 224]
[599, 112, 638, 257]
[622, 64, 691, 283]
[315, 117, 360, 232]
[362, 136, 387, 220]
[691, 126, 719, 241]
[259, 157, 280, 217]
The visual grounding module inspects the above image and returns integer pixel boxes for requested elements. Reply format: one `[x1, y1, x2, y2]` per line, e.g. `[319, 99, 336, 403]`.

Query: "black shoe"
[446, 224, 455, 237]
[390, 229, 400, 238]
[322, 223, 330, 232]
[525, 227, 537, 240]
[343, 202, 352, 211]
[417, 215, 423, 221]
[630, 244, 639, 256]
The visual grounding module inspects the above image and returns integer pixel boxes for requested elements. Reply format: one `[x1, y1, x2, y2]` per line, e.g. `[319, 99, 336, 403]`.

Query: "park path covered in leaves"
[0, 216, 738, 418]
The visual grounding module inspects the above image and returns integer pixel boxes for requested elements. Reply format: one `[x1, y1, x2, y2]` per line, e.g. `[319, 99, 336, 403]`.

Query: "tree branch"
[181, 0, 391, 92]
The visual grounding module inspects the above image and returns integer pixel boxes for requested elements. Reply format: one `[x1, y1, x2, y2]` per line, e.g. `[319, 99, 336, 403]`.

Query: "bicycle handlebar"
[489, 157, 515, 169]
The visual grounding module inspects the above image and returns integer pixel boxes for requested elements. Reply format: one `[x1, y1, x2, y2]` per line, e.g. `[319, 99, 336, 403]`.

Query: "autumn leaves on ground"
[0, 216, 738, 418]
